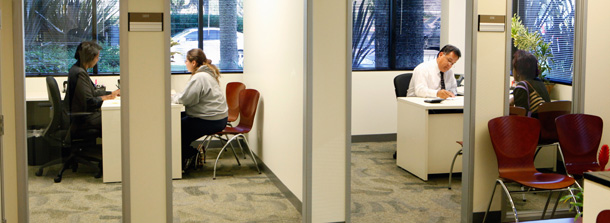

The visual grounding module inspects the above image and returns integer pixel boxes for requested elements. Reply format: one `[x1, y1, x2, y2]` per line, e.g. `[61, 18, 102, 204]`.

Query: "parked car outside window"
[171, 27, 244, 70]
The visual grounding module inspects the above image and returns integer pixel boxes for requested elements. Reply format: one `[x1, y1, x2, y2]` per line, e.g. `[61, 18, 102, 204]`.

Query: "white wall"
[351, 2, 467, 136]
[442, 0, 466, 75]
[351, 71, 403, 135]
[26, 73, 243, 101]
[0, 0, 21, 221]
[243, 0, 305, 201]
[310, 0, 349, 221]
[584, 0, 610, 144]
[472, 0, 508, 213]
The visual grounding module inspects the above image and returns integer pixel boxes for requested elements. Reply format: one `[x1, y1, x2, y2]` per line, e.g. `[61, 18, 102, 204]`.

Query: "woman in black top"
[511, 50, 551, 117]
[64, 41, 120, 130]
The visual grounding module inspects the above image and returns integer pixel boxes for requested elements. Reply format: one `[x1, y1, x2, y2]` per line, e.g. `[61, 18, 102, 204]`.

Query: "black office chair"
[35, 76, 102, 183]
[392, 73, 412, 159]
[394, 73, 413, 98]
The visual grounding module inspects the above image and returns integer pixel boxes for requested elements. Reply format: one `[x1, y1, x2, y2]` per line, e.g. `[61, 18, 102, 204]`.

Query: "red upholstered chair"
[598, 209, 610, 223]
[209, 89, 262, 179]
[483, 116, 579, 223]
[555, 114, 603, 181]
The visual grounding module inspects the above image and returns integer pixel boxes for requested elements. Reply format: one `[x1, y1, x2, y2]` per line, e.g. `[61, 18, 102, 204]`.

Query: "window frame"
[351, 0, 442, 71]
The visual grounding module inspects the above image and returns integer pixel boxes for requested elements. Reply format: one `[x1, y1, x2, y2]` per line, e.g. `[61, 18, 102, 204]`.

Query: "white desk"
[396, 97, 464, 181]
[101, 99, 182, 183]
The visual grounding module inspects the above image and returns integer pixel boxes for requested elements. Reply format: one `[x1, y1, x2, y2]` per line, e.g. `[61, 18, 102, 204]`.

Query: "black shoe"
[182, 154, 197, 172]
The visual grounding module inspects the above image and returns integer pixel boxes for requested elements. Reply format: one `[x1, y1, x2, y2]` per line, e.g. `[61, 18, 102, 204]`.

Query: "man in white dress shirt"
[407, 44, 461, 99]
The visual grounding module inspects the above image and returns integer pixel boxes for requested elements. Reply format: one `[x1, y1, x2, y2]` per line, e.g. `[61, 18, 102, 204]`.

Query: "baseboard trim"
[472, 209, 577, 223]
[259, 156, 303, 214]
[351, 134, 397, 143]
[195, 138, 303, 214]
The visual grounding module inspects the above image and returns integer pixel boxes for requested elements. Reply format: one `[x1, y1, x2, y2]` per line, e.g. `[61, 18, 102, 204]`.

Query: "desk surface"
[102, 99, 182, 109]
[397, 96, 464, 109]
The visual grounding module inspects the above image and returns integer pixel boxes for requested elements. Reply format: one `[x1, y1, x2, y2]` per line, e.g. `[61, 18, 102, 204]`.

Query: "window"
[352, 0, 441, 70]
[170, 0, 244, 73]
[24, 0, 120, 76]
[515, 0, 575, 84]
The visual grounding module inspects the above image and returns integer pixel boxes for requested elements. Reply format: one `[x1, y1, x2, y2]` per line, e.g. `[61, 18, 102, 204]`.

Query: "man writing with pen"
[407, 44, 461, 99]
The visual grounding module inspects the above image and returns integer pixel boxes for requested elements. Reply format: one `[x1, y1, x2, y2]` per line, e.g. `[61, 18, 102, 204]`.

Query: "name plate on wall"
[129, 13, 163, 32]
[478, 15, 505, 32]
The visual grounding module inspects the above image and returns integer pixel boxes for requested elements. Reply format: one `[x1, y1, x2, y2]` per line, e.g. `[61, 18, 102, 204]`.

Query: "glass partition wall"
[503, 0, 578, 220]
[25, 0, 123, 221]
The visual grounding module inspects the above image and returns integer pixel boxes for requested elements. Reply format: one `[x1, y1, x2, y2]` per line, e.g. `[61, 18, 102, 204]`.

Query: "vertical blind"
[516, 0, 575, 84]
[23, 0, 120, 75]
[352, 0, 441, 70]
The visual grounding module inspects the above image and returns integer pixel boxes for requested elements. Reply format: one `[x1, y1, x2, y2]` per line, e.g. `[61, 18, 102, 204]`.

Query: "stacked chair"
[555, 114, 604, 184]
[532, 101, 572, 163]
[447, 106, 527, 189]
[196, 83, 261, 179]
[483, 115, 580, 222]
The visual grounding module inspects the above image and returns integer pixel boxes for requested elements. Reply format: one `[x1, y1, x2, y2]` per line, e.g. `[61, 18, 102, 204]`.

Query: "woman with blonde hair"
[172, 48, 228, 170]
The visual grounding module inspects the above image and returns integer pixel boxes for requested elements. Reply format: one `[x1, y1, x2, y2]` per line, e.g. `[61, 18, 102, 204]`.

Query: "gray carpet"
[28, 146, 301, 223]
[351, 141, 576, 223]
[351, 141, 461, 223]
[28, 141, 575, 222]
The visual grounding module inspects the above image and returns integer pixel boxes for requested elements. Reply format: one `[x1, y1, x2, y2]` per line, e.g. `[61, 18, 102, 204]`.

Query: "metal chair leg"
[484, 180, 519, 223]
[551, 191, 563, 218]
[448, 148, 462, 189]
[483, 181, 499, 223]
[239, 134, 261, 174]
[213, 135, 238, 179]
[541, 191, 553, 219]
[498, 180, 519, 222]
[235, 136, 246, 159]
[567, 186, 581, 215]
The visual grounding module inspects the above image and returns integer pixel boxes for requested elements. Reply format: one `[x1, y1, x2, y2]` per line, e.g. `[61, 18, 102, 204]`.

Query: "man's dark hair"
[512, 50, 539, 79]
[438, 44, 461, 58]
[74, 41, 102, 67]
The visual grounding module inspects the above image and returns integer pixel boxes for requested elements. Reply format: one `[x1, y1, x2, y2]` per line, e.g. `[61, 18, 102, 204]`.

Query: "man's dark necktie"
[440, 72, 446, 90]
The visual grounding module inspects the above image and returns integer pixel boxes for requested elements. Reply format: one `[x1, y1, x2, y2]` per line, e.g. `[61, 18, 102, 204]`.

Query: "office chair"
[226, 82, 246, 124]
[598, 210, 610, 223]
[447, 107, 528, 190]
[35, 77, 102, 183]
[484, 116, 579, 222]
[199, 89, 262, 179]
[509, 106, 527, 117]
[194, 82, 247, 167]
[393, 73, 412, 159]
[532, 101, 571, 163]
[556, 114, 603, 180]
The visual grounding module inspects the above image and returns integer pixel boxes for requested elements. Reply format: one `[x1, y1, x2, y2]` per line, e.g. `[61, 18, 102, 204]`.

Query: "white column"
[120, 0, 172, 222]
[583, 0, 610, 143]
[463, 0, 508, 221]
[0, 0, 27, 221]
[442, 0, 466, 74]
[306, 0, 350, 222]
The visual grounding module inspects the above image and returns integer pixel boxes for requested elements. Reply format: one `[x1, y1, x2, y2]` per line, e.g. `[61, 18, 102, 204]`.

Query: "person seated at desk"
[407, 44, 461, 99]
[510, 50, 550, 117]
[171, 48, 228, 170]
[65, 41, 120, 130]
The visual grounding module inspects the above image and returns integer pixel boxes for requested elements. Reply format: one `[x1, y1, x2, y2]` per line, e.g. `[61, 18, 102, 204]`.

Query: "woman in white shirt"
[172, 48, 228, 170]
